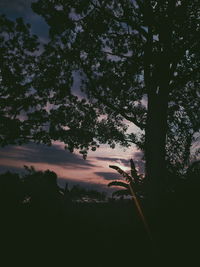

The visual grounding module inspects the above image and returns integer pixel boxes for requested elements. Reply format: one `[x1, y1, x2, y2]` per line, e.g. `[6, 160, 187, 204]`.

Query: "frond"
[130, 159, 139, 180]
[109, 165, 133, 183]
[108, 180, 129, 189]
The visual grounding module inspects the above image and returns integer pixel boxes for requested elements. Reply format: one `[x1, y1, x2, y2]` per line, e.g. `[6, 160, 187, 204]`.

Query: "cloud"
[96, 151, 145, 175]
[0, 143, 137, 194]
[0, 143, 95, 169]
[0, 165, 25, 174]
[95, 157, 130, 166]
[0, 162, 109, 193]
[0, 144, 110, 192]
[132, 151, 145, 174]
[94, 172, 122, 181]
[133, 151, 144, 160]
[58, 177, 109, 192]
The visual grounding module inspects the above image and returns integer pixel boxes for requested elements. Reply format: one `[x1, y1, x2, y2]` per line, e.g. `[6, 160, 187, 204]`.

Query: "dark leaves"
[108, 181, 129, 189]
[109, 165, 133, 183]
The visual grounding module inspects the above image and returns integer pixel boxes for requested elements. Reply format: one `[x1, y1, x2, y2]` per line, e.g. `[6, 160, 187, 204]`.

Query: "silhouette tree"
[66, 184, 106, 202]
[0, 171, 24, 210]
[0, 2, 199, 207]
[175, 160, 200, 206]
[30, 0, 200, 206]
[0, 14, 128, 155]
[23, 166, 63, 214]
[0, 15, 40, 145]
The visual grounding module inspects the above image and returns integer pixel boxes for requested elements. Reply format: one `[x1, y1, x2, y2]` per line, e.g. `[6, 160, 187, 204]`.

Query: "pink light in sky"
[0, 141, 142, 193]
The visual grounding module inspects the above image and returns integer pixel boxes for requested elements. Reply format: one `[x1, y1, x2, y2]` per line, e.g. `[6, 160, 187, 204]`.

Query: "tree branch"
[79, 59, 146, 129]
[91, 0, 148, 39]
[96, 94, 145, 129]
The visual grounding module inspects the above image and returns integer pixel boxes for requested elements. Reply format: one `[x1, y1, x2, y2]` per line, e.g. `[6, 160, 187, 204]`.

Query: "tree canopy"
[0, 15, 39, 145]
[0, 1, 200, 179]
[32, 0, 200, 166]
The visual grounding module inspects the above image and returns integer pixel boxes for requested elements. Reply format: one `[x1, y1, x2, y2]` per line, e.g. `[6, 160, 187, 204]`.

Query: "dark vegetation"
[1, 1, 199, 208]
[1, 162, 200, 266]
[0, 0, 200, 265]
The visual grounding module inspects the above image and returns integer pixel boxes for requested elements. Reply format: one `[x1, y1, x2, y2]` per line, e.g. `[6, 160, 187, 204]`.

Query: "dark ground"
[1, 198, 199, 267]
[0, 168, 199, 266]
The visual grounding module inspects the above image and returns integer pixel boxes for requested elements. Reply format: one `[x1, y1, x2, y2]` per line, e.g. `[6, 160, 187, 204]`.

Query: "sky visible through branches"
[0, 0, 144, 193]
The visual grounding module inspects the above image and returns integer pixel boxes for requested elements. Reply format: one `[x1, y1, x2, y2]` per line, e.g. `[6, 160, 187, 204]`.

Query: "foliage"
[30, 0, 200, 166]
[0, 1, 200, 194]
[108, 159, 144, 198]
[0, 15, 40, 146]
[0, 166, 107, 209]
[0, 15, 127, 157]
[22, 166, 63, 207]
[108, 158, 200, 200]
[64, 183, 106, 202]
[0, 171, 24, 208]
[0, 166, 63, 211]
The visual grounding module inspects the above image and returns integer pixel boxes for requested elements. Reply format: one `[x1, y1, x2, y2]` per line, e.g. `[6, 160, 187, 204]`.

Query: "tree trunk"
[144, 29, 171, 212]
[145, 88, 169, 211]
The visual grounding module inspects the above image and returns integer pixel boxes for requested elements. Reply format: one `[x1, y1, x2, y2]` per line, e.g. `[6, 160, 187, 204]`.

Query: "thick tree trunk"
[142, 1, 173, 220]
[144, 31, 171, 211]
[145, 88, 169, 211]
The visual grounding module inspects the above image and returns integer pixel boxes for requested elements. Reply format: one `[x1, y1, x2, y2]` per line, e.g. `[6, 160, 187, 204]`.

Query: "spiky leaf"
[130, 159, 139, 180]
[109, 165, 133, 183]
[108, 180, 129, 189]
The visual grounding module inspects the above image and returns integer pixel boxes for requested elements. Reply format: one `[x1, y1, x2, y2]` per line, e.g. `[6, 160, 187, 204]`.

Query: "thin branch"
[91, 0, 148, 39]
[80, 62, 146, 129]
[97, 95, 145, 129]
[125, 139, 144, 149]
[88, 85, 145, 129]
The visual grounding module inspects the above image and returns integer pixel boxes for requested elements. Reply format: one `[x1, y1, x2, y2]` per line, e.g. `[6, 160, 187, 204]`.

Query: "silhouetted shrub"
[0, 171, 24, 210]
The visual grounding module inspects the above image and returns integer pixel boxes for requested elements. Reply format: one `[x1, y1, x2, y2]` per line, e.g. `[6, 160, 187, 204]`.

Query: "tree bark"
[144, 8, 172, 211]
[145, 89, 169, 211]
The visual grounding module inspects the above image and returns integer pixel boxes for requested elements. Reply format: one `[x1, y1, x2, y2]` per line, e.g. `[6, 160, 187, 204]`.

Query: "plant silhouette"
[0, 162, 199, 265]
[108, 159, 144, 198]
[29, 0, 200, 208]
[108, 159, 152, 240]
[0, 171, 24, 211]
[0, 3, 199, 209]
[63, 183, 106, 203]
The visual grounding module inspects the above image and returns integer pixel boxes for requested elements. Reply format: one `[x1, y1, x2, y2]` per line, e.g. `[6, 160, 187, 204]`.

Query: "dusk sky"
[1, 2, 199, 265]
[0, 0, 144, 193]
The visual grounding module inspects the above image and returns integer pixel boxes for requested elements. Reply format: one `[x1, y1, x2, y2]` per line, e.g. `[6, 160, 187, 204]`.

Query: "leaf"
[130, 159, 139, 180]
[112, 189, 130, 197]
[109, 165, 133, 183]
[108, 180, 129, 189]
